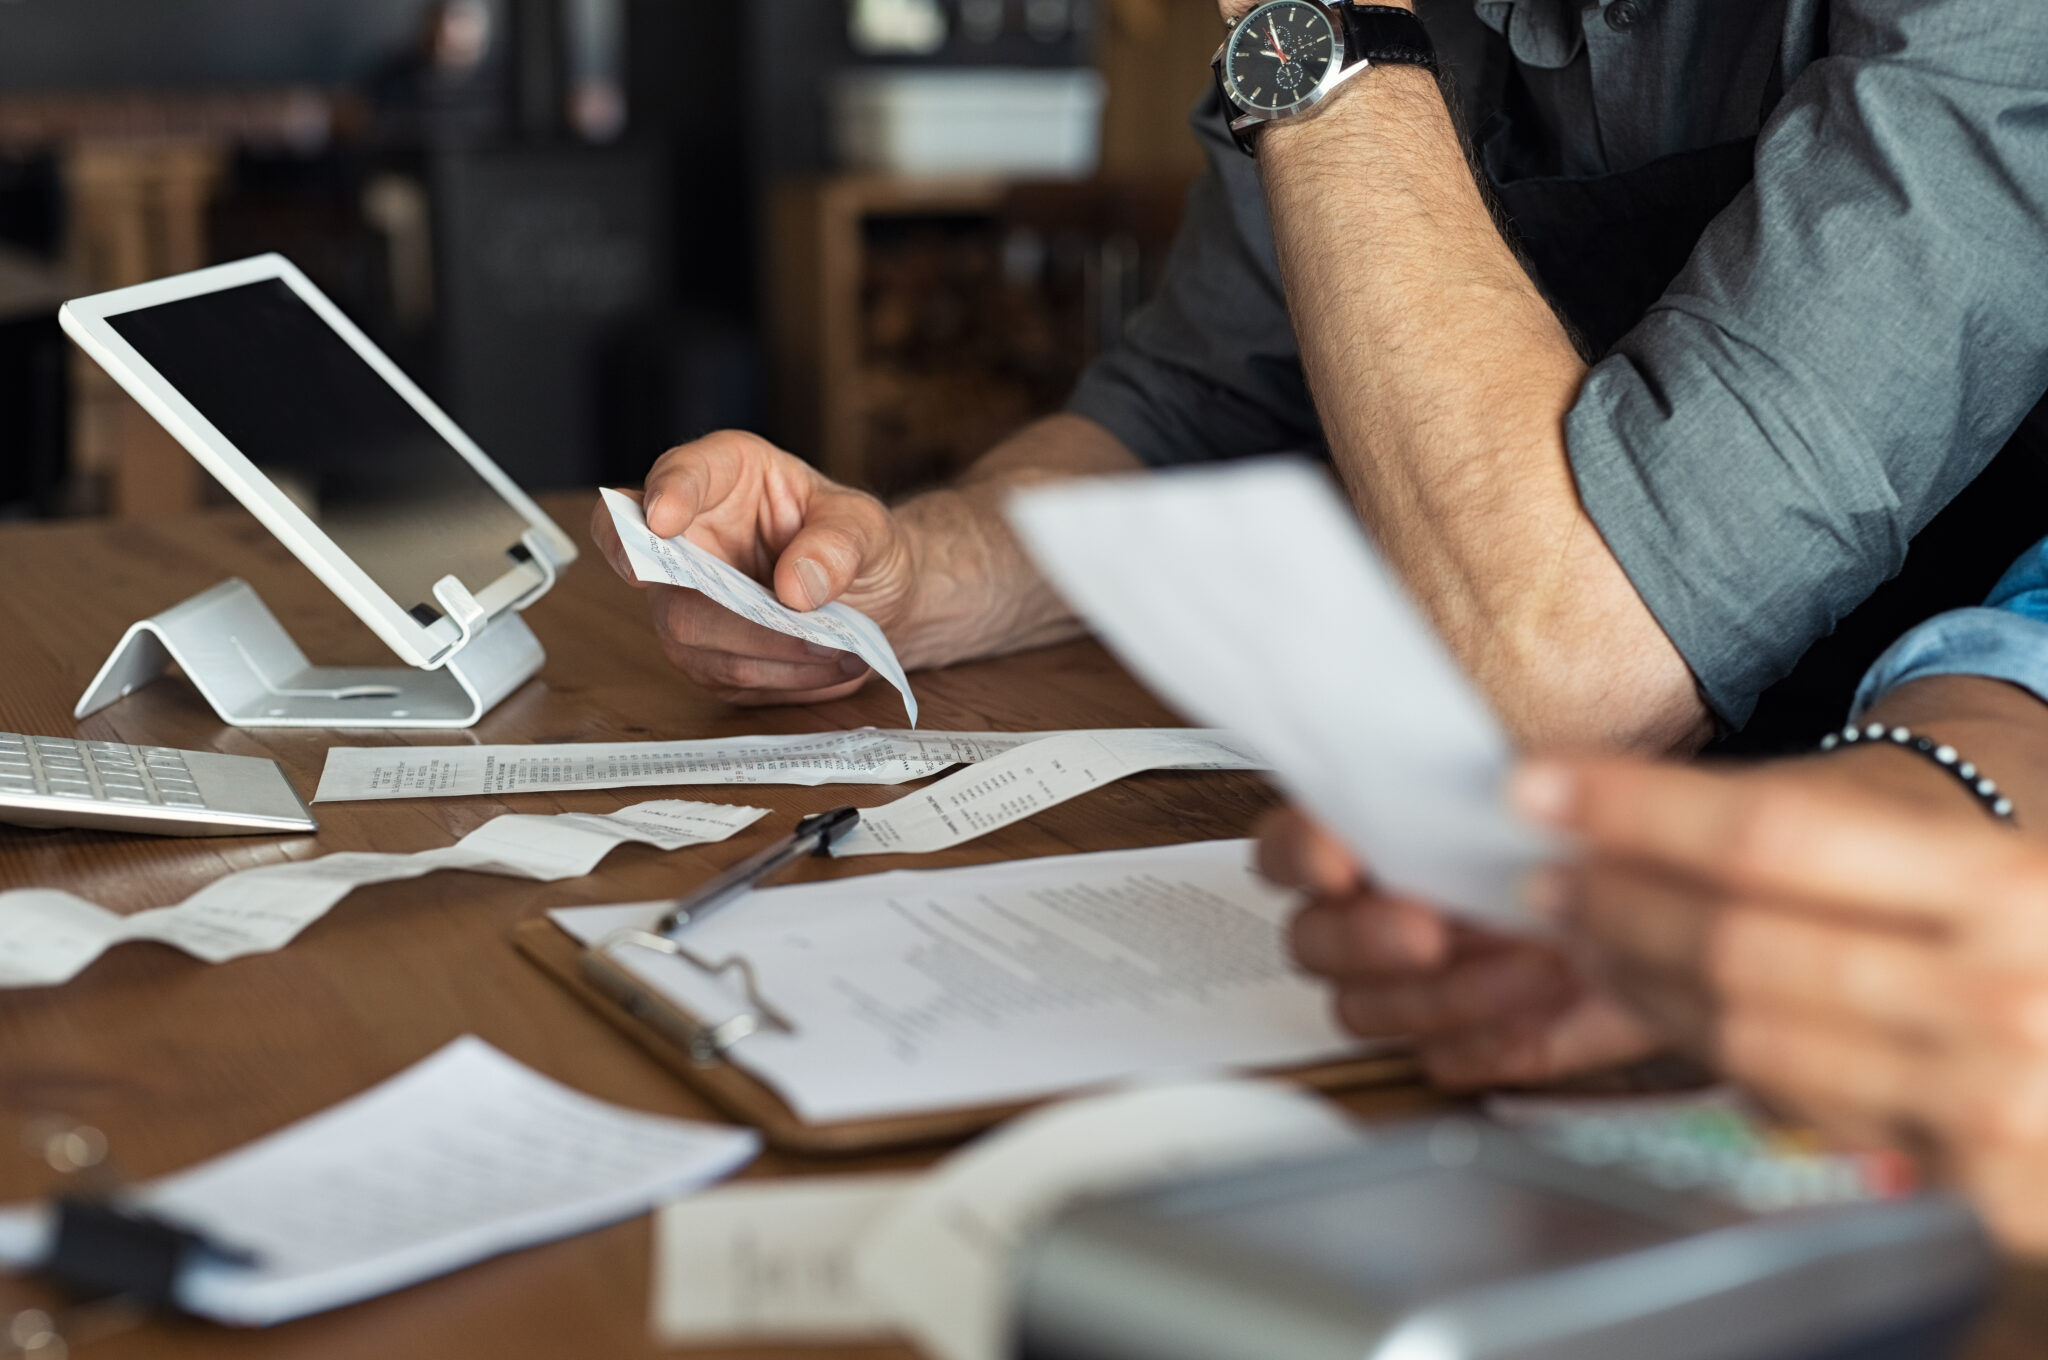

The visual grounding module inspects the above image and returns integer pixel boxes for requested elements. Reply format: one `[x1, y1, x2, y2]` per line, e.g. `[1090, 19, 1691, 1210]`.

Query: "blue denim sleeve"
[1850, 537, 2048, 719]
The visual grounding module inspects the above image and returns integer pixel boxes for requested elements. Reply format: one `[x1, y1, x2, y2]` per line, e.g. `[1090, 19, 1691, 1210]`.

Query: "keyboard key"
[106, 792, 153, 804]
[161, 794, 206, 808]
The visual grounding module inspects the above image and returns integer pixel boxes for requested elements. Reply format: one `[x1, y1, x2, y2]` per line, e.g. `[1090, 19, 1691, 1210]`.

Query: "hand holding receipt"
[600, 489, 920, 723]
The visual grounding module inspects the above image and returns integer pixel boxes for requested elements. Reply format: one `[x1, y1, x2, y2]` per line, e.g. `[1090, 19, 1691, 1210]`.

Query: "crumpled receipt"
[0, 799, 767, 988]
[601, 488, 918, 724]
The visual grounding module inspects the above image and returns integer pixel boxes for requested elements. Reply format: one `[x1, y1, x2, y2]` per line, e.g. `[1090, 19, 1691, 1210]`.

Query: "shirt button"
[1605, 0, 1642, 31]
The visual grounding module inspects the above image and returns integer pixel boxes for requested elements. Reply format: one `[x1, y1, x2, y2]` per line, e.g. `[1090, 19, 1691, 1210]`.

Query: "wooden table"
[0, 495, 2041, 1358]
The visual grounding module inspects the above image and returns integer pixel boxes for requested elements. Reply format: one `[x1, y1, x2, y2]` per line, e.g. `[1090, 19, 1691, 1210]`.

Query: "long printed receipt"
[311, 727, 1263, 805]
[600, 487, 918, 723]
[0, 1037, 759, 1326]
[0, 800, 766, 988]
[1007, 459, 1551, 924]
[830, 728, 1264, 856]
[551, 839, 1368, 1125]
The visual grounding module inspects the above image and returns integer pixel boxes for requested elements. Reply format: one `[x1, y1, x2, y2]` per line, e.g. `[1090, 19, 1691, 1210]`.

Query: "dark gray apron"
[1456, 22, 2048, 752]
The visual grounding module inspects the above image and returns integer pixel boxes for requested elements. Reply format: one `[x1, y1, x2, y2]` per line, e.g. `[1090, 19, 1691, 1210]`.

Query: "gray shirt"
[1067, 0, 2048, 726]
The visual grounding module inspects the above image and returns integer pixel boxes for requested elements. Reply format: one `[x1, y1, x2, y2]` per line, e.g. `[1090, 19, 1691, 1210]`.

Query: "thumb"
[772, 488, 895, 612]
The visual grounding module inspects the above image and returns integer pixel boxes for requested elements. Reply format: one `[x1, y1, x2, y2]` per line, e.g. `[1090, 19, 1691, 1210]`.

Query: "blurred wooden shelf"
[767, 172, 1187, 498]
[0, 88, 352, 520]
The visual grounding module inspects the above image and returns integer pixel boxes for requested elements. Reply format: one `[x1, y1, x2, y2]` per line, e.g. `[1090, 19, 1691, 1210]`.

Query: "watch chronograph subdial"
[1221, 1, 1340, 116]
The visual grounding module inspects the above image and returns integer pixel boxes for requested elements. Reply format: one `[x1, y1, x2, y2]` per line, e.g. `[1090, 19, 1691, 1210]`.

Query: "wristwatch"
[1212, 2, 1439, 155]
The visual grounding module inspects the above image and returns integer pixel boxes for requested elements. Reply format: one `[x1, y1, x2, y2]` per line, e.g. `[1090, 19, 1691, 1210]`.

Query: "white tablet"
[59, 254, 579, 669]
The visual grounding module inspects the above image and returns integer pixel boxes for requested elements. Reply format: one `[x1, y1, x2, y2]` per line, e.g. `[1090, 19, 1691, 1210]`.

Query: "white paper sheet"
[551, 839, 1372, 1125]
[601, 487, 918, 724]
[1007, 459, 1552, 925]
[830, 729, 1265, 856]
[857, 1080, 1365, 1360]
[651, 1174, 914, 1344]
[0, 800, 767, 988]
[311, 727, 1260, 803]
[0, 1037, 759, 1326]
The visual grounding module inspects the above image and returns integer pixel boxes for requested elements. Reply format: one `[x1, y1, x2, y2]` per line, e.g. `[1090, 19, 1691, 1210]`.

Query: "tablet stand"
[75, 537, 559, 729]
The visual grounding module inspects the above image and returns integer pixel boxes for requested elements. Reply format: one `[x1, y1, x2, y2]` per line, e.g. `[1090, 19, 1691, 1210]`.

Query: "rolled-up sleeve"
[1067, 90, 1324, 467]
[1567, 0, 2048, 728]
[1853, 536, 2048, 715]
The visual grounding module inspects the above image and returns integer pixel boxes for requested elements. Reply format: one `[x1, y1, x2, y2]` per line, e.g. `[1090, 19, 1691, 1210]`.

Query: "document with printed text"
[551, 838, 1372, 1125]
[601, 487, 918, 723]
[1008, 460, 1551, 925]
[0, 1037, 759, 1326]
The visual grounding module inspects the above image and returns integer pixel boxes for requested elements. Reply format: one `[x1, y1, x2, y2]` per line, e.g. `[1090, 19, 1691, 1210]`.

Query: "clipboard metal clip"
[584, 928, 797, 1067]
[576, 808, 856, 1068]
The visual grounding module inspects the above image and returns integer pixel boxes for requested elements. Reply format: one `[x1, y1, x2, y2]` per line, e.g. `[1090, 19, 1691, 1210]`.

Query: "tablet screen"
[107, 278, 535, 623]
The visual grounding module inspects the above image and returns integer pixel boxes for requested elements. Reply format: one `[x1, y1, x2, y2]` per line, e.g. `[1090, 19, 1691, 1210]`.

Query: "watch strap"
[1337, 4, 1439, 75]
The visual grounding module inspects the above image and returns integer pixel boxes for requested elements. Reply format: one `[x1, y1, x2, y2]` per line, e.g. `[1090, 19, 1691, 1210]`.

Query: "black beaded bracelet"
[1818, 722, 2016, 825]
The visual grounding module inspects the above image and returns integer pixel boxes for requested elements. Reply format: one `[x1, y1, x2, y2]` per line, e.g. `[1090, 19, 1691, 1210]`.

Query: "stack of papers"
[0, 1038, 759, 1325]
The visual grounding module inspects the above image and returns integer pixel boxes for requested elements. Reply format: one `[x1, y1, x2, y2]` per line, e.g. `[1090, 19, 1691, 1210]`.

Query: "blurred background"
[0, 0, 1222, 522]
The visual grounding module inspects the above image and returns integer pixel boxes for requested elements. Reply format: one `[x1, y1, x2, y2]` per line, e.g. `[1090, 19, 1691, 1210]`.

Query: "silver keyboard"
[0, 733, 317, 837]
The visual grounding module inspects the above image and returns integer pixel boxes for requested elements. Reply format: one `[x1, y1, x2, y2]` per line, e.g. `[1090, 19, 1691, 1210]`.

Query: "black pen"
[651, 806, 861, 939]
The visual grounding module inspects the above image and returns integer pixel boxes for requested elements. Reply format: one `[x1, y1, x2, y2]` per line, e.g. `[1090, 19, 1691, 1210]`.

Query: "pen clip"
[793, 805, 861, 854]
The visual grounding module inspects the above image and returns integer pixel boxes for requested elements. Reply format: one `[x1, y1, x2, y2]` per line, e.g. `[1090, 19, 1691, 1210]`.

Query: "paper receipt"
[601, 488, 917, 724]
[831, 729, 1265, 856]
[0, 800, 767, 988]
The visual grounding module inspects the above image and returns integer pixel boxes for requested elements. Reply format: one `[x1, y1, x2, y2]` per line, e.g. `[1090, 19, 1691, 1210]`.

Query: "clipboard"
[513, 917, 1418, 1156]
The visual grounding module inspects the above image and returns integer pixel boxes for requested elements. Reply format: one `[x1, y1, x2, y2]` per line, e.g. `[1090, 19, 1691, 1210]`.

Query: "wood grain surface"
[0, 493, 2039, 1359]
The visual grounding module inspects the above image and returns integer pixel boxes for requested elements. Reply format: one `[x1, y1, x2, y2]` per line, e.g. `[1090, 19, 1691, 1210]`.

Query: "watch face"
[1222, 1, 1340, 117]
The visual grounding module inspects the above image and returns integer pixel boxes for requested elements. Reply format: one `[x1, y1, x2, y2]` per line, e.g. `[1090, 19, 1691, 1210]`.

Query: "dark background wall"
[0, 0, 436, 89]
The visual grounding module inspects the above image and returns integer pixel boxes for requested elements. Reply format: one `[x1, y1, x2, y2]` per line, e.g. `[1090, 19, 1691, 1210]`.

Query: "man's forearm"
[889, 412, 1143, 669]
[1255, 28, 1708, 753]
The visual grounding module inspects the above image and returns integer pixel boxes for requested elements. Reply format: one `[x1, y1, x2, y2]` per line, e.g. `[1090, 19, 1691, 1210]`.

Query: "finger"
[772, 486, 902, 611]
[1517, 758, 2036, 933]
[1419, 992, 1664, 1090]
[590, 493, 646, 588]
[1726, 1010, 2048, 1163]
[641, 432, 763, 541]
[1257, 806, 1367, 894]
[1564, 857, 1724, 979]
[648, 588, 856, 667]
[710, 673, 873, 708]
[1715, 1005, 1934, 1132]
[1958, 1148, 2048, 1258]
[676, 644, 873, 696]
[1332, 945, 1574, 1039]
[1571, 855, 2002, 1045]
[1704, 907, 1965, 1041]
[1591, 948, 1722, 1057]
[1289, 893, 1451, 979]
